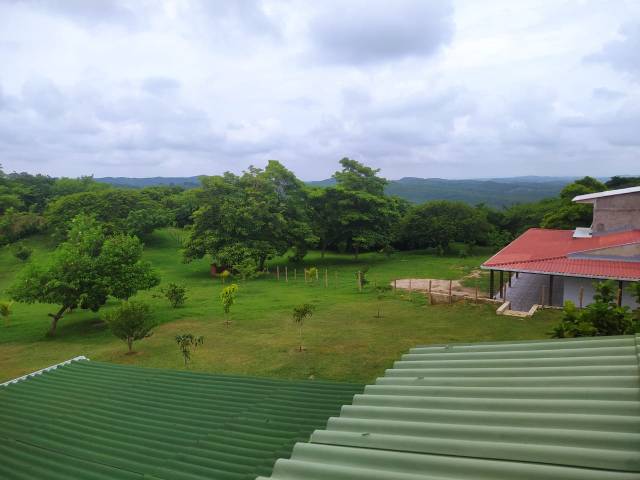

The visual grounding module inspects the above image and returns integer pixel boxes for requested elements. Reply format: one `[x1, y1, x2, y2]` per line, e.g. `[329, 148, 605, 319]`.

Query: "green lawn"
[0, 229, 561, 383]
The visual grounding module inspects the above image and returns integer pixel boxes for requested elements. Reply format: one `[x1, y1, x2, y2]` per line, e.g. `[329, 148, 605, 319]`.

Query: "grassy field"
[0, 229, 561, 383]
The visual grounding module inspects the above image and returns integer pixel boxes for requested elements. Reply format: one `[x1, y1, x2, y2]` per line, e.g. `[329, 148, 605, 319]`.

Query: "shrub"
[233, 257, 259, 281]
[0, 300, 13, 326]
[13, 243, 33, 262]
[105, 301, 156, 353]
[164, 283, 187, 308]
[553, 281, 638, 338]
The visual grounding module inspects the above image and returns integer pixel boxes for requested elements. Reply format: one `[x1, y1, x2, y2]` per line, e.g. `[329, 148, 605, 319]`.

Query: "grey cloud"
[592, 87, 626, 100]
[195, 0, 280, 38]
[142, 77, 181, 97]
[586, 23, 640, 76]
[24, 0, 142, 27]
[308, 0, 454, 65]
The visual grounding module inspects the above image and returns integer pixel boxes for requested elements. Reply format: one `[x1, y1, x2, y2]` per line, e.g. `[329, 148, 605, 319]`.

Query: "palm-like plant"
[176, 334, 204, 366]
[292, 303, 315, 351]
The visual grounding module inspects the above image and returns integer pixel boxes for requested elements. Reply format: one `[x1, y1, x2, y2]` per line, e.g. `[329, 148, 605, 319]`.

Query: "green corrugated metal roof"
[0, 360, 363, 480]
[259, 335, 640, 480]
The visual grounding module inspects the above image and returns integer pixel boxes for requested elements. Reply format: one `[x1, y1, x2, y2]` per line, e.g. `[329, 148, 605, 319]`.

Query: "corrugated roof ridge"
[0, 356, 89, 388]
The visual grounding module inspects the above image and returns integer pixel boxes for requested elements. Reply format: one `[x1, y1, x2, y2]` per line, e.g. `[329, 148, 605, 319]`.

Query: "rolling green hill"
[97, 175, 576, 208]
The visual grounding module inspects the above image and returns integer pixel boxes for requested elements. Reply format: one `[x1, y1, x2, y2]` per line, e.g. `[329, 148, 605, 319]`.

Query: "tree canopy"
[10, 215, 159, 336]
[183, 161, 315, 268]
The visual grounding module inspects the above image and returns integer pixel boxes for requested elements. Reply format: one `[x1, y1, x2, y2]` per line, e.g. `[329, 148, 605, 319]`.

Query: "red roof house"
[481, 187, 640, 311]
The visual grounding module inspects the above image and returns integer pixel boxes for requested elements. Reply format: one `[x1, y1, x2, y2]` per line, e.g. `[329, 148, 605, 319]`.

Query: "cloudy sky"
[0, 0, 639, 180]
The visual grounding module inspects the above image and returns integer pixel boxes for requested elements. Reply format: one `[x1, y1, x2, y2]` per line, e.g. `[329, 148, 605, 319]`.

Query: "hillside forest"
[2, 159, 640, 263]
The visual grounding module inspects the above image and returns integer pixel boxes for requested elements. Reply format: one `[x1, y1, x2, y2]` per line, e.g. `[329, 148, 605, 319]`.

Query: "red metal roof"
[482, 228, 640, 280]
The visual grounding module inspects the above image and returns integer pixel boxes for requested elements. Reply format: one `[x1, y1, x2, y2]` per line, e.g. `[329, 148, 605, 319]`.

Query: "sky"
[0, 0, 639, 180]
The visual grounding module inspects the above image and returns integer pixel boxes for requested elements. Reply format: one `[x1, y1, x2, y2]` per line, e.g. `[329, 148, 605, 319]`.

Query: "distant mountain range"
[96, 175, 585, 208]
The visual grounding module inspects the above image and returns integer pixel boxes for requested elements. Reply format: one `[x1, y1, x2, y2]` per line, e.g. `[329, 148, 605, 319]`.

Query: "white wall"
[563, 277, 639, 308]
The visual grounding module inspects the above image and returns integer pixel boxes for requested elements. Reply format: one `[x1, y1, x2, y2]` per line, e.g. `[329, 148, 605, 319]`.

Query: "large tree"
[325, 158, 401, 258]
[541, 176, 605, 229]
[183, 161, 315, 268]
[398, 200, 493, 250]
[10, 215, 159, 336]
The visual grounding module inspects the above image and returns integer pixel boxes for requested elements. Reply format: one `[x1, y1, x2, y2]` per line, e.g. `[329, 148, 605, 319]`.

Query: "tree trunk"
[47, 305, 67, 336]
[127, 338, 133, 353]
[299, 324, 303, 352]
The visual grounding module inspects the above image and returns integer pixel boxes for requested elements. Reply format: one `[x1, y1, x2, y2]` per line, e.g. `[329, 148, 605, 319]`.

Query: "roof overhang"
[573, 186, 640, 204]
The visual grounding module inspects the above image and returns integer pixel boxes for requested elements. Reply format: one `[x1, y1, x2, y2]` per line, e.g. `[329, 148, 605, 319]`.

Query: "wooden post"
[448, 279, 453, 304]
[499, 271, 504, 299]
[549, 275, 554, 306]
[503, 282, 507, 301]
[324, 269, 328, 288]
[618, 281, 623, 307]
[579, 287, 584, 308]
[276, 265, 280, 281]
[489, 270, 494, 299]
[428, 280, 432, 304]
[285, 266, 288, 283]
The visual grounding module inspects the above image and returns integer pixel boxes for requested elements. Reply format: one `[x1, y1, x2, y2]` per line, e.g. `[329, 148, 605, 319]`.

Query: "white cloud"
[0, 0, 639, 179]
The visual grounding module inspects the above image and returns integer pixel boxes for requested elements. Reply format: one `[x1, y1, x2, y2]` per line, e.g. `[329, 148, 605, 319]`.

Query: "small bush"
[105, 301, 156, 353]
[0, 300, 13, 326]
[164, 283, 187, 308]
[13, 243, 33, 262]
[553, 281, 638, 338]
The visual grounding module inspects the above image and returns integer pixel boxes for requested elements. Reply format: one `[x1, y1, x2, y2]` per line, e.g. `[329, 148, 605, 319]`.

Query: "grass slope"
[0, 229, 560, 383]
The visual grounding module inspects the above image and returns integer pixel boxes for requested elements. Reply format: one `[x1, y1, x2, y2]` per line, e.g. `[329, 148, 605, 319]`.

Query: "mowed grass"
[0, 229, 561, 383]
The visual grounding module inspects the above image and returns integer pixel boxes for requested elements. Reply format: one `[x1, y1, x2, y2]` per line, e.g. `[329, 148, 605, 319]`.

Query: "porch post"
[618, 281, 623, 307]
[508, 272, 512, 287]
[489, 270, 494, 299]
[499, 271, 504, 299]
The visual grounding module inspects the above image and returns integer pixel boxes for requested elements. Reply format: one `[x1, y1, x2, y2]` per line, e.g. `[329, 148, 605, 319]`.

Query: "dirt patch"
[392, 278, 479, 297]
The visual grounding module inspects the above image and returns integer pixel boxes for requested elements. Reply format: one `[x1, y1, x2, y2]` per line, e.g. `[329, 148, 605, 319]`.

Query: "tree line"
[2, 160, 640, 265]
